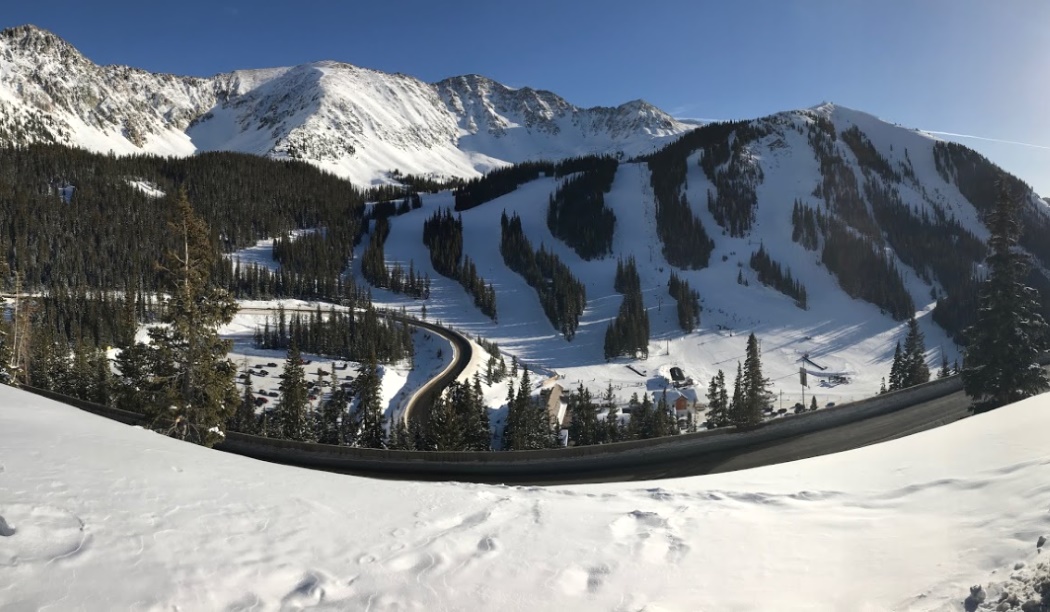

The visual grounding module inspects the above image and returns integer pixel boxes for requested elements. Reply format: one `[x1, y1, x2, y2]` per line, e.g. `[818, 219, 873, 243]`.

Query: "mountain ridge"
[0, 24, 693, 184]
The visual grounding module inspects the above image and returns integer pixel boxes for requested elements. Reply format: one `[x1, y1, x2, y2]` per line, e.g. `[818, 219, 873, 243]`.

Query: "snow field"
[2, 381, 1048, 610]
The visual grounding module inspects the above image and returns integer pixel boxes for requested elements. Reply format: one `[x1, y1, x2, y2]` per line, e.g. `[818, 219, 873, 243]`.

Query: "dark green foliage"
[604, 256, 650, 359]
[901, 317, 931, 387]
[962, 183, 1050, 412]
[938, 353, 951, 379]
[361, 217, 428, 298]
[0, 145, 368, 298]
[255, 305, 413, 364]
[931, 142, 1050, 340]
[454, 156, 618, 212]
[625, 390, 677, 440]
[730, 362, 744, 420]
[128, 190, 240, 447]
[500, 211, 586, 339]
[790, 200, 823, 251]
[667, 271, 701, 332]
[502, 368, 557, 450]
[567, 384, 601, 446]
[454, 161, 556, 211]
[749, 245, 807, 309]
[29, 337, 114, 405]
[733, 333, 770, 427]
[422, 207, 463, 278]
[277, 341, 312, 441]
[352, 359, 385, 448]
[806, 117, 881, 240]
[865, 178, 984, 289]
[821, 218, 914, 320]
[419, 377, 491, 451]
[638, 123, 764, 268]
[933, 141, 1050, 266]
[705, 370, 730, 428]
[841, 126, 899, 182]
[228, 372, 260, 435]
[700, 122, 767, 237]
[888, 341, 904, 391]
[546, 157, 618, 260]
[888, 317, 931, 391]
[422, 207, 497, 319]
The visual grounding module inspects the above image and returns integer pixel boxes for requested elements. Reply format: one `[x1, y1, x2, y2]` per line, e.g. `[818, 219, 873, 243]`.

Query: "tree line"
[454, 155, 619, 212]
[704, 333, 771, 429]
[421, 207, 497, 319]
[253, 304, 413, 364]
[749, 244, 808, 309]
[546, 156, 618, 260]
[499, 211, 587, 340]
[361, 216, 429, 298]
[604, 256, 650, 359]
[667, 271, 701, 332]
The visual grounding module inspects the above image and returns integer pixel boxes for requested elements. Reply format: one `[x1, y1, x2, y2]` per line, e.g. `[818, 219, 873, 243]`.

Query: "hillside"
[3, 378, 1048, 610]
[0, 25, 692, 185]
[328, 103, 1050, 413]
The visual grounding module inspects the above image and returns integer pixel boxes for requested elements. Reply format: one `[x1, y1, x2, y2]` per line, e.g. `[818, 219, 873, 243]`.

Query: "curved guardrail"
[19, 366, 967, 483]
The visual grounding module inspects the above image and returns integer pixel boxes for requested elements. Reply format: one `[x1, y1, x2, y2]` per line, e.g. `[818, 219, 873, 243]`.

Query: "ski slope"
[2, 382, 1048, 610]
[362, 157, 959, 417]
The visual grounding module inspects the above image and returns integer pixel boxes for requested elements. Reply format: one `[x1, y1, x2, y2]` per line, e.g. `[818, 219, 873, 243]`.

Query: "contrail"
[922, 130, 1050, 151]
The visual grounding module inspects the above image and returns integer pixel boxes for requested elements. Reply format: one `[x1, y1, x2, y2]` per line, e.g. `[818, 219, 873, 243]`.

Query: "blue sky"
[6, 0, 1050, 194]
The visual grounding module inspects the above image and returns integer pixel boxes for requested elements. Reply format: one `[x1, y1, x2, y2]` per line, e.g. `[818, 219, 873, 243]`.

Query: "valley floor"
[1, 385, 1047, 611]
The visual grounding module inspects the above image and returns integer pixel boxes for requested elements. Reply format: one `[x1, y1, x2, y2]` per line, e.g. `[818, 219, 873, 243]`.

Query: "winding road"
[16, 297, 1022, 486]
[235, 305, 474, 427]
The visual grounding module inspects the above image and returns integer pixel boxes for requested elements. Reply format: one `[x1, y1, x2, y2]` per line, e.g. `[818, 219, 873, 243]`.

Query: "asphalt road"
[389, 315, 472, 426]
[211, 382, 976, 486]
[18, 296, 988, 486]
[236, 305, 474, 428]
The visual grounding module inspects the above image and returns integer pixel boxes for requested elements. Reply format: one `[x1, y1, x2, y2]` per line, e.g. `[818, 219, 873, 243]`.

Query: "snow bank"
[1, 385, 1048, 610]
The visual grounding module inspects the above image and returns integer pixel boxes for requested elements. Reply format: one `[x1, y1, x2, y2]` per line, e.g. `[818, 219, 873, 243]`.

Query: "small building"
[544, 384, 566, 429]
[651, 387, 699, 413]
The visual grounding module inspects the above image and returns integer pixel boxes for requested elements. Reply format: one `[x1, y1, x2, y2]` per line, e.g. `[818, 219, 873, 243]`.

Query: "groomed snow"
[1, 385, 1048, 610]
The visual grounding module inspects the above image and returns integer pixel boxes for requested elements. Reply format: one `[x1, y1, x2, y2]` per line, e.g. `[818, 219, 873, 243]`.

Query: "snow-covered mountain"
[312, 101, 1050, 411]
[0, 25, 692, 184]
[435, 74, 689, 165]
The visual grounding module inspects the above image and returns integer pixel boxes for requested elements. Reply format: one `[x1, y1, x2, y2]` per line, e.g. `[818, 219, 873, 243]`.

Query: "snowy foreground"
[1, 387, 1048, 611]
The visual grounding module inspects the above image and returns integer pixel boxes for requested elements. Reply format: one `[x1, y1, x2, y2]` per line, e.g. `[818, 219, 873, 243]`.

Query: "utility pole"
[800, 366, 807, 411]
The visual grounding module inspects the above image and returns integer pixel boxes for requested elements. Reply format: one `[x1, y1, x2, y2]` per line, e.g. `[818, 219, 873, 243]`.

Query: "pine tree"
[938, 353, 952, 379]
[229, 372, 259, 434]
[466, 375, 491, 451]
[428, 391, 465, 451]
[962, 182, 1050, 411]
[568, 384, 600, 446]
[388, 416, 412, 450]
[355, 358, 386, 448]
[902, 317, 930, 387]
[705, 370, 730, 428]
[736, 333, 769, 427]
[317, 380, 345, 445]
[888, 342, 904, 391]
[628, 392, 655, 440]
[140, 188, 239, 447]
[810, 395, 818, 411]
[277, 341, 310, 441]
[730, 362, 744, 423]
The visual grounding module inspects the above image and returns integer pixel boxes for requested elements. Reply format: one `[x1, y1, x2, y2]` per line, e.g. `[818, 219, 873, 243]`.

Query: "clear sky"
[5, 0, 1050, 195]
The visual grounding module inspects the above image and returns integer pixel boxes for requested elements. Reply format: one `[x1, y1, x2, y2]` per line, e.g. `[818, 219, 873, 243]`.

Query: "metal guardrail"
[18, 368, 970, 482]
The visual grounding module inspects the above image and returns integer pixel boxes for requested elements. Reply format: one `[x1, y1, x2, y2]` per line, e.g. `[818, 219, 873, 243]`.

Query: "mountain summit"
[0, 25, 692, 184]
